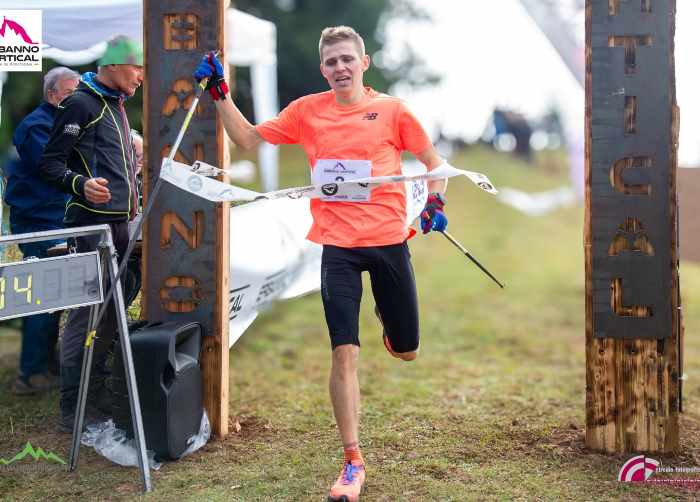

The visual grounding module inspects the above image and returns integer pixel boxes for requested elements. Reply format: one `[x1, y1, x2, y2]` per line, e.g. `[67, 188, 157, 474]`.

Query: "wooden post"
[585, 0, 681, 453]
[143, 0, 230, 437]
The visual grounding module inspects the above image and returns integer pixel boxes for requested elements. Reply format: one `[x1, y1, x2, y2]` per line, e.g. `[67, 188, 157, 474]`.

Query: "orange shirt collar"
[331, 86, 376, 109]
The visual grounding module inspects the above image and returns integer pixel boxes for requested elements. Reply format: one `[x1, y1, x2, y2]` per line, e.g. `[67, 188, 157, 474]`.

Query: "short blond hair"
[318, 26, 365, 61]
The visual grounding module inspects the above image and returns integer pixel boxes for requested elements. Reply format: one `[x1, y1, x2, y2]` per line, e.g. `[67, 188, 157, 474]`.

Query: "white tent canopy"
[0, 0, 280, 189]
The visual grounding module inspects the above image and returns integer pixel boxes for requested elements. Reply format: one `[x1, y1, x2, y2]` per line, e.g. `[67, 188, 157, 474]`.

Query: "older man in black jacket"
[39, 35, 143, 432]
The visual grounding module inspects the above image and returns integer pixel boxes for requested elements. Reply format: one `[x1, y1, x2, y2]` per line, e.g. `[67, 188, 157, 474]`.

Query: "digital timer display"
[0, 251, 103, 321]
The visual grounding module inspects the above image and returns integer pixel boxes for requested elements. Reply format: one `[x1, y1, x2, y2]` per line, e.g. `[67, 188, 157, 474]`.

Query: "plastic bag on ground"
[81, 411, 210, 469]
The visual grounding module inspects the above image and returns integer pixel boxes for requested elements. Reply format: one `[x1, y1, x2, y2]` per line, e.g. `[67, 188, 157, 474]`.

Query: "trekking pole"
[91, 50, 219, 330]
[440, 230, 505, 289]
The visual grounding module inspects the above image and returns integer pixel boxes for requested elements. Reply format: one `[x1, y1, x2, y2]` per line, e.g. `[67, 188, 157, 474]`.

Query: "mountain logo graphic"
[618, 455, 660, 482]
[0, 442, 66, 466]
[0, 10, 42, 71]
[0, 16, 38, 45]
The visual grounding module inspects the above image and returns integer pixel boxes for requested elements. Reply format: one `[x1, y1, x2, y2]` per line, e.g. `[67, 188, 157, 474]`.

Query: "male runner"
[194, 26, 447, 501]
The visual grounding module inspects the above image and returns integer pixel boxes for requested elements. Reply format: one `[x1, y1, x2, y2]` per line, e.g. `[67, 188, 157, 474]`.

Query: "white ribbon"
[159, 159, 498, 204]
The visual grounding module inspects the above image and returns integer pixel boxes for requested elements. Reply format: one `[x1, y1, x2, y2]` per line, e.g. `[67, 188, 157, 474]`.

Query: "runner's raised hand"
[193, 51, 229, 100]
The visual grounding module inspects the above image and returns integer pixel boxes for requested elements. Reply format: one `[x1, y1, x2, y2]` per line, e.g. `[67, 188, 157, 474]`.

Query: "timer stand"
[0, 225, 151, 493]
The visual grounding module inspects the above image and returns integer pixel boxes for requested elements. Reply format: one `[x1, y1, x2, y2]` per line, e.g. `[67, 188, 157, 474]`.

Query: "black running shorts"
[321, 242, 419, 352]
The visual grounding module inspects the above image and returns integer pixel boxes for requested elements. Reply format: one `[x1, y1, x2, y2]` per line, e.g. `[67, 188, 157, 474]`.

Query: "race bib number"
[311, 159, 372, 202]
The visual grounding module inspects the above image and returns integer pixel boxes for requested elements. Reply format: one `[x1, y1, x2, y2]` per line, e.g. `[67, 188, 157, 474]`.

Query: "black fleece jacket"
[39, 75, 138, 226]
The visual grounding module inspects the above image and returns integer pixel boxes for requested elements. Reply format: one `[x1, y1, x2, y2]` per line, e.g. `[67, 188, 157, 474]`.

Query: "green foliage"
[233, 0, 438, 116]
[0, 71, 43, 157]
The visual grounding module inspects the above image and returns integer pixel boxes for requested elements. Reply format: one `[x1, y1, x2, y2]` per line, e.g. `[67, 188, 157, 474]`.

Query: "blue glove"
[420, 193, 447, 234]
[193, 52, 229, 100]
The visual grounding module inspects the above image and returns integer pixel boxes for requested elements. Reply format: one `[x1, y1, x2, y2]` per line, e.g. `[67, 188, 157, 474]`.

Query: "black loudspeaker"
[111, 321, 203, 460]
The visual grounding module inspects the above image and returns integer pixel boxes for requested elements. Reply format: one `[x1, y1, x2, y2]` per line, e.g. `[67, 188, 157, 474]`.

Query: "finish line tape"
[159, 159, 499, 204]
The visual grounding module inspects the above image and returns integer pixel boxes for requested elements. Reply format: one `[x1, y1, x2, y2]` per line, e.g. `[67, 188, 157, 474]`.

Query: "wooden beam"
[143, 0, 230, 437]
[585, 0, 680, 453]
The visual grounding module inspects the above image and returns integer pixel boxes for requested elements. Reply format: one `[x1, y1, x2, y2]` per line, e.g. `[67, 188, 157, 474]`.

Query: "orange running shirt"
[256, 87, 432, 248]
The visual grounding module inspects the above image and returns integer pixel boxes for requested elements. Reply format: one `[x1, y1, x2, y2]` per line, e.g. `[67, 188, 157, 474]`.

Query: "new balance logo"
[362, 112, 378, 121]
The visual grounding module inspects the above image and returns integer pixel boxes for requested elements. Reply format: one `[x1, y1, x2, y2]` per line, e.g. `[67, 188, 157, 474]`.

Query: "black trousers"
[59, 221, 129, 417]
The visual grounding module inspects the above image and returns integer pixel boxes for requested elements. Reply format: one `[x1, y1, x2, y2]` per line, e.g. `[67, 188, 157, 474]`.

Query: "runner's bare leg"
[329, 344, 360, 447]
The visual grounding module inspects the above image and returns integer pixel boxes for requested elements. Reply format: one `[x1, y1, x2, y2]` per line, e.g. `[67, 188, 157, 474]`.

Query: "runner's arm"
[416, 145, 448, 195]
[193, 52, 264, 150]
[215, 96, 264, 151]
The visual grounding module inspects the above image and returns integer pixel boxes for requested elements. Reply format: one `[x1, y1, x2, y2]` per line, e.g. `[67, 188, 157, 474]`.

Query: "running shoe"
[327, 460, 365, 502]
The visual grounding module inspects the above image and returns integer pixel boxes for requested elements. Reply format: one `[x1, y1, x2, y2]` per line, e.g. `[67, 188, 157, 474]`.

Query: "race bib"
[311, 159, 372, 202]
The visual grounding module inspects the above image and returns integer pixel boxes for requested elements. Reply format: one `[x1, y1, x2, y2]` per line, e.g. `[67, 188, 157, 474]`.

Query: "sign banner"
[227, 197, 320, 346]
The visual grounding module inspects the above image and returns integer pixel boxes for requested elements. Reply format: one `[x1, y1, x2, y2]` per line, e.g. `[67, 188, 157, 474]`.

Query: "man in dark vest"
[39, 36, 143, 432]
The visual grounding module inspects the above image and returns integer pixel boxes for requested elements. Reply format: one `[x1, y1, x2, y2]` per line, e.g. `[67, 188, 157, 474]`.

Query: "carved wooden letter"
[609, 156, 652, 195]
[162, 79, 196, 116]
[608, 217, 654, 256]
[609, 0, 653, 16]
[610, 278, 652, 317]
[160, 275, 201, 312]
[608, 35, 652, 74]
[163, 14, 198, 50]
[160, 211, 205, 249]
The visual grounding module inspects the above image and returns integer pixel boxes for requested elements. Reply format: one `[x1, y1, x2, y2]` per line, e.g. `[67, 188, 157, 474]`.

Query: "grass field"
[1, 146, 700, 501]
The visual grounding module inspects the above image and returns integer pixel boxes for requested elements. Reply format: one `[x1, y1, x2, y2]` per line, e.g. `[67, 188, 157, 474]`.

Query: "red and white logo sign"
[618, 455, 660, 482]
[0, 10, 42, 71]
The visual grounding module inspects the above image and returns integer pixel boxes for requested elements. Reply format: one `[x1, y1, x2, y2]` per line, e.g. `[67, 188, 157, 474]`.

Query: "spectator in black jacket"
[6, 66, 79, 395]
[39, 35, 143, 432]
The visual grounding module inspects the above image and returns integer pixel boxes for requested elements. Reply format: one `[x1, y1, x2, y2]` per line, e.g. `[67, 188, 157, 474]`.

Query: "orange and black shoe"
[374, 305, 400, 359]
[328, 460, 366, 502]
